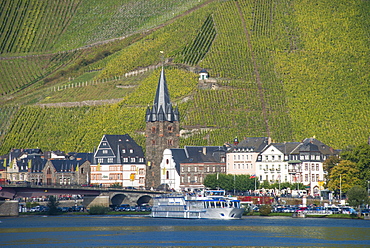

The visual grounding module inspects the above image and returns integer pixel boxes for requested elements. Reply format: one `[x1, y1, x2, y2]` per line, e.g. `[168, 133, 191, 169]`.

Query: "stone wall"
[0, 200, 18, 217]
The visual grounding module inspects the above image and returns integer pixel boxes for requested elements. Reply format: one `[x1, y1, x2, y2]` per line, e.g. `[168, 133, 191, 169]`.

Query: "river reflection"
[0, 215, 369, 247]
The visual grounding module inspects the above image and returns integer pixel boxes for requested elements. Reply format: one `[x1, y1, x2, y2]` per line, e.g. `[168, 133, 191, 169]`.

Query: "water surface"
[1, 215, 369, 247]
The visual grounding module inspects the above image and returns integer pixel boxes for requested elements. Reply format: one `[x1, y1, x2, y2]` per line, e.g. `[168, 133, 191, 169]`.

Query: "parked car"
[115, 204, 130, 211]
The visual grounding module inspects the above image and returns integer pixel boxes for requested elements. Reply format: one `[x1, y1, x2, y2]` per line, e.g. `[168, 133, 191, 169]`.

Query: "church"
[145, 67, 180, 189]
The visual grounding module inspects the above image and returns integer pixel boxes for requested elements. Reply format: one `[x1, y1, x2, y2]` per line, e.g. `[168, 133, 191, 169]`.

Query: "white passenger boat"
[151, 190, 244, 219]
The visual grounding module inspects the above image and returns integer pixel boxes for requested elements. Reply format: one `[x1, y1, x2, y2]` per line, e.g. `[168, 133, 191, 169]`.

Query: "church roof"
[146, 68, 179, 122]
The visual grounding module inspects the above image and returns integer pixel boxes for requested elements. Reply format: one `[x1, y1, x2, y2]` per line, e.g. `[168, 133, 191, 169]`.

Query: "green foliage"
[259, 205, 272, 216]
[89, 205, 109, 215]
[341, 144, 370, 184]
[327, 160, 361, 194]
[203, 173, 259, 192]
[346, 185, 369, 208]
[46, 196, 60, 215]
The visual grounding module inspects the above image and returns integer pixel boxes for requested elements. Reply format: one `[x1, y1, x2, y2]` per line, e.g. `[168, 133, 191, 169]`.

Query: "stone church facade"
[145, 67, 180, 189]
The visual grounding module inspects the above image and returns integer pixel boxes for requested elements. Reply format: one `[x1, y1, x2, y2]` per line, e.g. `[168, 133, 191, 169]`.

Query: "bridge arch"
[137, 195, 153, 206]
[110, 193, 128, 206]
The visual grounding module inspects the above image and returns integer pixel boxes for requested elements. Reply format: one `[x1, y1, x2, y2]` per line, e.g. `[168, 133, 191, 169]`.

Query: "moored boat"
[151, 190, 244, 219]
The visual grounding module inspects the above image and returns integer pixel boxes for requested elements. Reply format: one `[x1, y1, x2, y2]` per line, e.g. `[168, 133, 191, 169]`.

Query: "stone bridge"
[0, 184, 165, 216]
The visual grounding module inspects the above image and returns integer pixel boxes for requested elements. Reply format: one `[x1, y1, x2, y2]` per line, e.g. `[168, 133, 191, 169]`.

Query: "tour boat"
[151, 190, 244, 219]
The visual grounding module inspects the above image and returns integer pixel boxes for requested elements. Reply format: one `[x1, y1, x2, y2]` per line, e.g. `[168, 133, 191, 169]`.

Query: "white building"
[90, 134, 146, 188]
[256, 138, 339, 196]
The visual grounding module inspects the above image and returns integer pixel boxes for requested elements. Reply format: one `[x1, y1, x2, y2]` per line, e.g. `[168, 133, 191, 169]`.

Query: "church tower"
[145, 67, 179, 189]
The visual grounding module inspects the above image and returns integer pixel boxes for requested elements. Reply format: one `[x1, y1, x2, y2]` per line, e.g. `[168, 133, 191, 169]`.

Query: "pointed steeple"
[146, 67, 178, 122]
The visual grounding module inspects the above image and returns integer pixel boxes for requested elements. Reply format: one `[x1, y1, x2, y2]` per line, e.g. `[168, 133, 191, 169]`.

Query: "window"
[98, 158, 103, 163]
[130, 157, 135, 162]
[188, 167, 191, 172]
[272, 155, 275, 161]
[166, 159, 169, 164]
[131, 165, 136, 171]
[166, 171, 169, 179]
[168, 126, 173, 132]
[259, 165, 262, 170]
[312, 175, 315, 182]
[123, 157, 128, 162]
[316, 164, 319, 171]
[108, 158, 113, 163]
[167, 139, 173, 146]
[103, 150, 108, 154]
[316, 174, 319, 182]
[305, 164, 308, 171]
[139, 177, 144, 184]
[151, 140, 156, 145]
[139, 158, 144, 163]
[194, 176, 198, 183]
[305, 174, 308, 182]
[151, 127, 156, 133]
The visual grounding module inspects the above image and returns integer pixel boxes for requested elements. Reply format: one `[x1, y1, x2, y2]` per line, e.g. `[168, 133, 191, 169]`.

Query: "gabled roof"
[48, 159, 86, 172]
[228, 137, 270, 152]
[182, 146, 226, 163]
[94, 134, 144, 164]
[168, 148, 187, 174]
[302, 138, 339, 155]
[262, 142, 301, 155]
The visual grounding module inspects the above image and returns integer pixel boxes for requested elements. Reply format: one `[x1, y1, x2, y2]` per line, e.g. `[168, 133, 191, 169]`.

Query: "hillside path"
[235, 1, 270, 137]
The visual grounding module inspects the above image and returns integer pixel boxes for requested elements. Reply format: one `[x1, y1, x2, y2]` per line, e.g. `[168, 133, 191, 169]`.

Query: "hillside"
[0, 0, 369, 155]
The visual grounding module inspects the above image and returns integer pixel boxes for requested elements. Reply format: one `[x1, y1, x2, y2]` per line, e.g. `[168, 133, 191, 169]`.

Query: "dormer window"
[122, 149, 126, 153]
[130, 149, 133, 153]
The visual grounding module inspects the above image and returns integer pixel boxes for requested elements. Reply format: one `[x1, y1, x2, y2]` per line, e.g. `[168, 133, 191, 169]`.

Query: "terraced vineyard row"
[0, 51, 82, 95]
[0, 0, 80, 54]
[177, 15, 217, 66]
[0, 104, 146, 155]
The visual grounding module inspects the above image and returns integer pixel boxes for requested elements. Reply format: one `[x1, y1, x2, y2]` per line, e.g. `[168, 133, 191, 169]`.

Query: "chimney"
[234, 137, 239, 146]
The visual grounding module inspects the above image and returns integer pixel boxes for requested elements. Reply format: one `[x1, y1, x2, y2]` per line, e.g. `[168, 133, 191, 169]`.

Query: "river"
[0, 215, 369, 247]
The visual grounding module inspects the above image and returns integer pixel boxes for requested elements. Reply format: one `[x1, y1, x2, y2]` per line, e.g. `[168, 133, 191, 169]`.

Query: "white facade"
[90, 163, 145, 188]
[160, 149, 181, 191]
[256, 145, 289, 184]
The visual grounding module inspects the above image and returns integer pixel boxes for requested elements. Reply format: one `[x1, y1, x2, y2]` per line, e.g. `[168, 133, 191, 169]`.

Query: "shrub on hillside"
[259, 205, 272, 216]
[88, 205, 109, 215]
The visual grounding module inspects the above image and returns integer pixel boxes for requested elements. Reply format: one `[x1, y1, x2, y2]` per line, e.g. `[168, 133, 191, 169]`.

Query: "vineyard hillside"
[0, 0, 369, 155]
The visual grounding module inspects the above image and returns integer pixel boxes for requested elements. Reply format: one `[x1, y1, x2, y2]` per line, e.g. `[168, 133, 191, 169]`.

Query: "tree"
[323, 156, 340, 182]
[327, 160, 361, 195]
[203, 174, 259, 192]
[46, 196, 60, 215]
[346, 185, 369, 214]
[341, 143, 370, 187]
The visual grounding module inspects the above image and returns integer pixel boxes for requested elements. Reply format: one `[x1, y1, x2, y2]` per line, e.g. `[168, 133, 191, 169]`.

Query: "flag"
[97, 163, 101, 171]
[28, 159, 32, 169]
[75, 164, 79, 172]
[3, 158, 6, 167]
[162, 167, 166, 175]
[250, 174, 256, 179]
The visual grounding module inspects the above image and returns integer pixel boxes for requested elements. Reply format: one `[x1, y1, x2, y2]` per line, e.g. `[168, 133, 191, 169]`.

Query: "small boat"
[151, 190, 244, 219]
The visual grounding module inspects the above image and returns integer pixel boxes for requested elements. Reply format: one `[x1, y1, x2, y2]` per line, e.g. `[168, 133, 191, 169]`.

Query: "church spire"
[146, 67, 179, 122]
